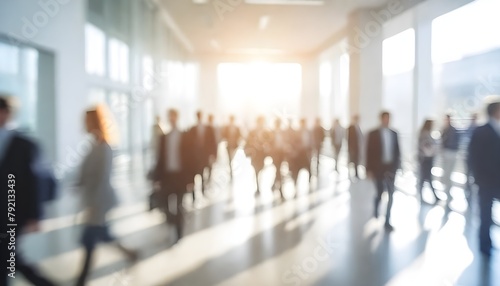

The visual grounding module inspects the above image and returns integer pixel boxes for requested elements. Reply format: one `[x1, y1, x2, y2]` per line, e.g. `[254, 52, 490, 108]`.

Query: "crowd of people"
[0, 93, 499, 284]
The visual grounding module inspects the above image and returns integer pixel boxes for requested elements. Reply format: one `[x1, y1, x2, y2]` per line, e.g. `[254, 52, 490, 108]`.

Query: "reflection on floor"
[13, 150, 500, 286]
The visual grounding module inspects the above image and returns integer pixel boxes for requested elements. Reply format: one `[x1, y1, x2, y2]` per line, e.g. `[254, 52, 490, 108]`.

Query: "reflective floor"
[13, 149, 500, 286]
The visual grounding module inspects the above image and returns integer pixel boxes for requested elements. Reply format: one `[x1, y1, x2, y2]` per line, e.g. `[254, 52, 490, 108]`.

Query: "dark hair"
[380, 111, 390, 118]
[420, 119, 433, 134]
[0, 96, 11, 112]
[487, 102, 500, 117]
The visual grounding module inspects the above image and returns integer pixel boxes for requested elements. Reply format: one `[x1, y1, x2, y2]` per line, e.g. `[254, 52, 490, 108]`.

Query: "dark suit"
[270, 130, 287, 195]
[186, 124, 217, 193]
[221, 125, 242, 178]
[347, 124, 362, 178]
[468, 123, 500, 254]
[330, 125, 345, 171]
[312, 126, 325, 174]
[0, 132, 54, 285]
[245, 128, 272, 193]
[289, 129, 313, 187]
[366, 128, 400, 224]
[154, 130, 192, 240]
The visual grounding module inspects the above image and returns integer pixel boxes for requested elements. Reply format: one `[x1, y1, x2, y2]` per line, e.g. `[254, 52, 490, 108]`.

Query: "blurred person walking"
[245, 116, 272, 196]
[206, 114, 219, 182]
[347, 115, 363, 179]
[366, 111, 401, 231]
[187, 111, 217, 200]
[440, 114, 460, 202]
[0, 96, 56, 285]
[152, 109, 193, 244]
[289, 118, 313, 197]
[221, 115, 242, 180]
[75, 105, 137, 286]
[468, 100, 500, 257]
[312, 117, 325, 176]
[417, 119, 440, 204]
[330, 118, 345, 172]
[271, 118, 287, 200]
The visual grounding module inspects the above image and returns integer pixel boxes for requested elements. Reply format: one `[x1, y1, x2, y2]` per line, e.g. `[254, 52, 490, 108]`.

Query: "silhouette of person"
[366, 111, 401, 230]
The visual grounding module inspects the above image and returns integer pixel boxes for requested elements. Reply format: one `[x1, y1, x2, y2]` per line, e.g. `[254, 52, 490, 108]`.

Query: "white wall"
[0, 0, 87, 169]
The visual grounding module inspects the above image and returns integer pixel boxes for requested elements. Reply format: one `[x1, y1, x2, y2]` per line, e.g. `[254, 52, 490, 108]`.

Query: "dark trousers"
[161, 172, 185, 240]
[478, 192, 495, 252]
[374, 167, 396, 224]
[418, 157, 438, 199]
[272, 151, 285, 198]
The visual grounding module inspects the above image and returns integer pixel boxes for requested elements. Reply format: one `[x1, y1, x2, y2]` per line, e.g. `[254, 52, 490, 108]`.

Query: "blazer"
[222, 125, 242, 149]
[154, 130, 193, 182]
[330, 125, 345, 148]
[0, 132, 41, 228]
[366, 128, 401, 176]
[77, 141, 117, 226]
[187, 124, 217, 168]
[468, 123, 500, 192]
[312, 126, 325, 150]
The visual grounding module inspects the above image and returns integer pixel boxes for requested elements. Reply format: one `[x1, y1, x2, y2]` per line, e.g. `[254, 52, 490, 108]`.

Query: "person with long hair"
[76, 105, 137, 286]
[417, 119, 440, 203]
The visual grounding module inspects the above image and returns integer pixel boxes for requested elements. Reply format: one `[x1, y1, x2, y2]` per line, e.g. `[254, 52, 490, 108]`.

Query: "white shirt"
[197, 124, 205, 141]
[334, 126, 343, 145]
[275, 131, 283, 146]
[166, 128, 181, 172]
[381, 128, 394, 164]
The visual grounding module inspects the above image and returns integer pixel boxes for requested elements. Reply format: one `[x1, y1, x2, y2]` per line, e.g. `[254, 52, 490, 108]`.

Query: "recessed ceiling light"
[193, 0, 208, 4]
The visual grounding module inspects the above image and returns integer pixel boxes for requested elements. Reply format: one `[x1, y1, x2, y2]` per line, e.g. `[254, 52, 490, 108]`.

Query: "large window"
[0, 41, 38, 133]
[432, 0, 500, 122]
[217, 62, 302, 126]
[108, 38, 129, 83]
[382, 29, 416, 160]
[85, 23, 106, 76]
[432, 0, 500, 65]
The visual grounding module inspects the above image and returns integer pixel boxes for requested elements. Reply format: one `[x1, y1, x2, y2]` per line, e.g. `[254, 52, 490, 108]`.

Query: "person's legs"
[333, 146, 339, 171]
[441, 150, 457, 198]
[385, 171, 396, 227]
[374, 177, 384, 218]
[478, 192, 493, 255]
[174, 193, 185, 243]
[76, 246, 95, 286]
[16, 252, 55, 286]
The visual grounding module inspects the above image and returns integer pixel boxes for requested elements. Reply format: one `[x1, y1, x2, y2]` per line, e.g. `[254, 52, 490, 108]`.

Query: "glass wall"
[84, 0, 197, 164]
[432, 0, 500, 127]
[0, 40, 38, 133]
[382, 28, 416, 162]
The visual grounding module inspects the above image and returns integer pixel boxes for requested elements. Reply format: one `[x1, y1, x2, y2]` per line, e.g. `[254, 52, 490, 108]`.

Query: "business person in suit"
[271, 118, 287, 199]
[468, 100, 500, 256]
[0, 96, 55, 285]
[154, 109, 192, 244]
[222, 115, 242, 180]
[245, 116, 271, 196]
[347, 115, 363, 179]
[187, 111, 217, 200]
[312, 118, 325, 176]
[330, 118, 345, 172]
[366, 111, 401, 230]
[76, 105, 137, 286]
[206, 114, 219, 181]
[289, 118, 313, 197]
[417, 119, 440, 204]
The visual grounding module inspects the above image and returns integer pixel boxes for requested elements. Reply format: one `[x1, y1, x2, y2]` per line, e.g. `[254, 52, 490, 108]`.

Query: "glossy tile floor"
[12, 149, 500, 286]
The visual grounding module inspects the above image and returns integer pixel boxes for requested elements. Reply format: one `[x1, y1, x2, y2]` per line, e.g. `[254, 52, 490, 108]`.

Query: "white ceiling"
[160, 0, 389, 56]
